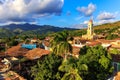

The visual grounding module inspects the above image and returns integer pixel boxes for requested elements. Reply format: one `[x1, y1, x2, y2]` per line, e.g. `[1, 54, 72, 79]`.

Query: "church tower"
[87, 19, 93, 36]
[82, 19, 97, 40]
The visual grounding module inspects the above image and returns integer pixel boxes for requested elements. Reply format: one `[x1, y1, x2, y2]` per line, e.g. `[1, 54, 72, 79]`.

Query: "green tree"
[105, 34, 119, 40]
[0, 46, 5, 52]
[51, 30, 73, 61]
[78, 45, 113, 80]
[7, 40, 19, 47]
[61, 69, 82, 80]
[58, 57, 87, 80]
[109, 48, 120, 54]
[31, 54, 63, 80]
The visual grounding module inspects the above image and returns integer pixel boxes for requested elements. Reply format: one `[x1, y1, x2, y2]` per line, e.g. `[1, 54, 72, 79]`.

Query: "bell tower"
[87, 19, 93, 36]
[82, 19, 97, 40]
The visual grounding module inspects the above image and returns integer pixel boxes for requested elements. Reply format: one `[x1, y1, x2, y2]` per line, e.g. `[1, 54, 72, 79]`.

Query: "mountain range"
[0, 23, 75, 38]
[0, 21, 120, 38]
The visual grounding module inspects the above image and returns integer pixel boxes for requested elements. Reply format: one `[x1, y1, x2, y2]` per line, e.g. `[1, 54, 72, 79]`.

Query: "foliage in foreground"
[31, 54, 63, 80]
[31, 45, 113, 80]
[51, 30, 73, 61]
[109, 48, 120, 55]
[79, 45, 113, 80]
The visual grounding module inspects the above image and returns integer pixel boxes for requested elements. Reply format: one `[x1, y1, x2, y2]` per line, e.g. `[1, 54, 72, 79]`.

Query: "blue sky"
[0, 0, 120, 28]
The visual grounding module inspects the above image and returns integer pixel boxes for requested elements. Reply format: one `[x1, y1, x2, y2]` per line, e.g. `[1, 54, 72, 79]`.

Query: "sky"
[0, 0, 120, 28]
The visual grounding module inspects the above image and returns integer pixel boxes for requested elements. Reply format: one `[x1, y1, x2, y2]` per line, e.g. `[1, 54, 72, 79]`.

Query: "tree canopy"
[79, 45, 113, 80]
[31, 45, 113, 80]
[51, 30, 73, 61]
[31, 53, 63, 80]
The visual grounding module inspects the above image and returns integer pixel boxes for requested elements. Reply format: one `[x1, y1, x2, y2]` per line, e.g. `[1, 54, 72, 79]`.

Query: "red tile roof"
[24, 48, 50, 60]
[96, 39, 114, 44]
[6, 46, 21, 54]
[6, 45, 29, 56]
[86, 41, 101, 46]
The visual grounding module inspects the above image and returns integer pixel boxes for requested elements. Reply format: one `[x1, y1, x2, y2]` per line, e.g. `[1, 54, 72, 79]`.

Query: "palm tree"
[61, 69, 82, 80]
[51, 30, 72, 61]
[58, 59, 85, 80]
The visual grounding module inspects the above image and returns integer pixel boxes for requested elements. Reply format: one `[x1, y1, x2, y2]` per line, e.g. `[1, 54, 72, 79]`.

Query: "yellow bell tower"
[82, 19, 97, 40]
[87, 20, 93, 36]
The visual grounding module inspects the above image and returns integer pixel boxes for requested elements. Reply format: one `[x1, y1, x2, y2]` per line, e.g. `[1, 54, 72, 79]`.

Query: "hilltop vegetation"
[94, 21, 120, 29]
[0, 23, 75, 38]
[0, 28, 15, 38]
[68, 21, 120, 39]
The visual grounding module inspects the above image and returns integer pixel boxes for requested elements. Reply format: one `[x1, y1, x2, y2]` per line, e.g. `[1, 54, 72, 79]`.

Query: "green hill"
[94, 21, 120, 29]
[68, 21, 120, 37]
[0, 23, 76, 38]
[0, 28, 15, 38]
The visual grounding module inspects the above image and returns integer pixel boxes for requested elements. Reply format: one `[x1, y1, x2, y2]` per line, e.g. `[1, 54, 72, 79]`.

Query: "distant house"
[31, 38, 38, 44]
[39, 37, 51, 50]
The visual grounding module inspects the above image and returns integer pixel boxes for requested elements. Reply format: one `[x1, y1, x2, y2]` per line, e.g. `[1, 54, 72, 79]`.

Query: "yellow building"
[82, 19, 97, 40]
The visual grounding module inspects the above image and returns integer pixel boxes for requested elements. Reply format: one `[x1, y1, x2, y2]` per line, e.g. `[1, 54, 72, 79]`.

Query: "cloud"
[83, 20, 89, 24]
[70, 24, 87, 29]
[97, 12, 116, 20]
[96, 11, 120, 25]
[0, 0, 64, 23]
[70, 20, 89, 29]
[96, 19, 118, 25]
[75, 16, 83, 21]
[76, 3, 96, 17]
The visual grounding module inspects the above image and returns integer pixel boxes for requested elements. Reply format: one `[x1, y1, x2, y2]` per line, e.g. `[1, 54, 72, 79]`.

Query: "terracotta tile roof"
[24, 48, 50, 60]
[96, 39, 114, 44]
[86, 41, 101, 46]
[6, 45, 21, 54]
[6, 45, 29, 57]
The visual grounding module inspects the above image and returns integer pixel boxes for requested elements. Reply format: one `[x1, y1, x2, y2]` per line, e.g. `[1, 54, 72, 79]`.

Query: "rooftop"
[6, 45, 29, 57]
[24, 48, 50, 60]
[86, 40, 101, 46]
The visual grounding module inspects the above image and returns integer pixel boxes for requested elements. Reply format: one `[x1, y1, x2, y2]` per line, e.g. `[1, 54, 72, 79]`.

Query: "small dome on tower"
[89, 19, 93, 23]
[88, 19, 93, 24]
